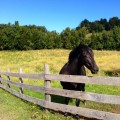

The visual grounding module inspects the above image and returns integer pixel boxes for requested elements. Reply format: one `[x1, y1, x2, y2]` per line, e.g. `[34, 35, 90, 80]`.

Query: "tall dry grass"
[0, 50, 120, 76]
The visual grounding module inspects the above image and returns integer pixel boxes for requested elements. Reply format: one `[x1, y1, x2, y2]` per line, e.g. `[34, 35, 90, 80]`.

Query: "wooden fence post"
[44, 64, 51, 102]
[7, 68, 10, 88]
[19, 68, 23, 94]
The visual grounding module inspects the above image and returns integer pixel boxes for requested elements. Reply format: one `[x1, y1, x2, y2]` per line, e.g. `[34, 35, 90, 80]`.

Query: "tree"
[0, 18, 120, 51]
[0, 27, 16, 50]
[90, 33, 103, 50]
[77, 27, 89, 45]
[90, 21, 104, 32]
[102, 31, 115, 50]
[80, 19, 90, 27]
[109, 17, 120, 29]
[15, 21, 19, 27]
[113, 26, 120, 50]
[100, 18, 109, 30]
[76, 19, 90, 31]
[61, 27, 72, 49]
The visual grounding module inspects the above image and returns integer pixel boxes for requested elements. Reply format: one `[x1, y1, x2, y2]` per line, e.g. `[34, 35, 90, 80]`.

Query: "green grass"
[0, 89, 75, 120]
[0, 49, 120, 120]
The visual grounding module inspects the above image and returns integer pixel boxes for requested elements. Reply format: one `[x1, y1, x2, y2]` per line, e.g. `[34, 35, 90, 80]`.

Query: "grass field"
[0, 49, 120, 120]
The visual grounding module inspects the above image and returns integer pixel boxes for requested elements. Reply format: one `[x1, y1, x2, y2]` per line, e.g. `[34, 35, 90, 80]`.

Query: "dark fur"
[59, 44, 99, 107]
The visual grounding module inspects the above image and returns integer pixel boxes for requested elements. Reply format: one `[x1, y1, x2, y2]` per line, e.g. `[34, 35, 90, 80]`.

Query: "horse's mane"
[68, 44, 89, 63]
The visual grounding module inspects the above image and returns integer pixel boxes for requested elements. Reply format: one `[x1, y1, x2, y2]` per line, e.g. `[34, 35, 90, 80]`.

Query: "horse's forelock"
[68, 45, 85, 62]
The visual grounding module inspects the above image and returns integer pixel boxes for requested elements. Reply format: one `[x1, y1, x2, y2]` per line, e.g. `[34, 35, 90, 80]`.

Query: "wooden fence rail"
[0, 64, 120, 120]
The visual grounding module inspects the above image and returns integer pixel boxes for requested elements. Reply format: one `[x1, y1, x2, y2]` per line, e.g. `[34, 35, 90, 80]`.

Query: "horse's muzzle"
[91, 67, 99, 74]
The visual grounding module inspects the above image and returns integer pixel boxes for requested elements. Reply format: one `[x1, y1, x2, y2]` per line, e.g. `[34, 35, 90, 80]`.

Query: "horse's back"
[59, 62, 69, 75]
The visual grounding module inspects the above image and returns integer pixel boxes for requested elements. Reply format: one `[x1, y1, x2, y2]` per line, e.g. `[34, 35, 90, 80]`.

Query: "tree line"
[0, 17, 120, 50]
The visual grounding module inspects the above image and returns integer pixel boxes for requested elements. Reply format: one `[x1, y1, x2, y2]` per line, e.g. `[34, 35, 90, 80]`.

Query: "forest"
[0, 17, 120, 50]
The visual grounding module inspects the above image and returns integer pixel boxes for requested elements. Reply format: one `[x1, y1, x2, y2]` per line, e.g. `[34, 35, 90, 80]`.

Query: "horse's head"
[69, 44, 99, 74]
[78, 45, 99, 74]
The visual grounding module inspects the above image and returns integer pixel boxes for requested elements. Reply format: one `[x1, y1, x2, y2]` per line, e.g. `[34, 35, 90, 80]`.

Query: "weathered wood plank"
[1, 75, 120, 105]
[0, 84, 46, 108]
[0, 72, 19, 77]
[0, 72, 45, 80]
[1, 77, 120, 104]
[45, 101, 120, 120]
[7, 68, 11, 88]
[44, 64, 51, 102]
[0, 78, 45, 93]
[19, 73, 45, 80]
[19, 68, 23, 94]
[45, 74, 120, 86]
[0, 65, 120, 120]
[0, 71, 120, 86]
[45, 87, 120, 104]
[0, 83, 120, 120]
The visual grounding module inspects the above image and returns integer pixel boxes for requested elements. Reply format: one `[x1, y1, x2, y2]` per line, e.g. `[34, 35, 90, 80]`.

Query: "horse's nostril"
[95, 69, 99, 73]
[91, 67, 99, 74]
[96, 68, 99, 72]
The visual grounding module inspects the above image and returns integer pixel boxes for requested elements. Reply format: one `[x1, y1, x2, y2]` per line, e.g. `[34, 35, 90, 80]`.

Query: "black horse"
[59, 44, 99, 108]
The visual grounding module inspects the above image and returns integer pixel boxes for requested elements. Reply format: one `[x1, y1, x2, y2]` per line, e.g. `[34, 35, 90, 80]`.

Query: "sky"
[0, 0, 120, 33]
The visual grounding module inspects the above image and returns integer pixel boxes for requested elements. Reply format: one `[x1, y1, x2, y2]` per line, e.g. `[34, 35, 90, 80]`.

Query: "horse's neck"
[79, 66, 86, 76]
[69, 59, 86, 75]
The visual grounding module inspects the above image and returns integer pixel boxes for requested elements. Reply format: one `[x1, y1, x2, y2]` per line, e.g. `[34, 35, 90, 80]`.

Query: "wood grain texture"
[1, 83, 119, 120]
[0, 65, 120, 120]
[45, 74, 120, 86]
[0, 72, 120, 86]
[44, 64, 51, 102]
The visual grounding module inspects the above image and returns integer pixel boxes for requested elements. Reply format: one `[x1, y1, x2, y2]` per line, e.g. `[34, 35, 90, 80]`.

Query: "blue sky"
[0, 0, 120, 33]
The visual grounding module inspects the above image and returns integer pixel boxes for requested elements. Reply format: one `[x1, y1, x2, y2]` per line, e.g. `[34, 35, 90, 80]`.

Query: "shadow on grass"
[51, 95, 98, 120]
[104, 69, 120, 77]
[51, 94, 74, 104]
[51, 95, 65, 104]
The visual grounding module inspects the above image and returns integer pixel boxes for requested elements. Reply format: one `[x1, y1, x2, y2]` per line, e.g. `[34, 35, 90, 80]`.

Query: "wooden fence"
[0, 64, 120, 120]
